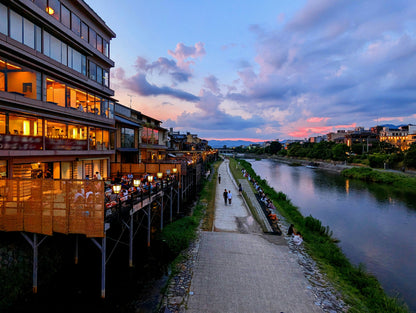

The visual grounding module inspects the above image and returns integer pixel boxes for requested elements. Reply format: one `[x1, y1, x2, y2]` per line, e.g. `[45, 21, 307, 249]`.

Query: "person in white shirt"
[293, 232, 303, 246]
[227, 190, 232, 205]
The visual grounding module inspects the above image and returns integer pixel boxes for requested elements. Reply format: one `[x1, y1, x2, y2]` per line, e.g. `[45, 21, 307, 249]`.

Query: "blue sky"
[85, 0, 416, 142]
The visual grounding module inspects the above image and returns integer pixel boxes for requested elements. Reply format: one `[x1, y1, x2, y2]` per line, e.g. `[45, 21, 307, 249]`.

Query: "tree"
[332, 144, 348, 161]
[269, 141, 282, 154]
[404, 143, 416, 168]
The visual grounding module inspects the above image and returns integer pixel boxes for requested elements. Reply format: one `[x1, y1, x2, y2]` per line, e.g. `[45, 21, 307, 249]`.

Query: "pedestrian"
[218, 174, 221, 184]
[223, 189, 228, 205]
[293, 231, 303, 246]
[227, 190, 232, 205]
[238, 183, 242, 195]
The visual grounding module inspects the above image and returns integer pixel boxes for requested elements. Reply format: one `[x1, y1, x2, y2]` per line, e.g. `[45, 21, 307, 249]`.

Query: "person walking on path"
[223, 189, 228, 205]
[238, 183, 242, 196]
[227, 190, 232, 205]
[218, 174, 221, 184]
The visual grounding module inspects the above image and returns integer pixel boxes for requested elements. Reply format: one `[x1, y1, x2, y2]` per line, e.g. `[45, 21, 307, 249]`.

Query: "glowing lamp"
[112, 184, 121, 194]
[172, 168, 178, 174]
[157, 172, 163, 179]
[133, 179, 141, 187]
[46, 7, 54, 15]
[147, 175, 153, 183]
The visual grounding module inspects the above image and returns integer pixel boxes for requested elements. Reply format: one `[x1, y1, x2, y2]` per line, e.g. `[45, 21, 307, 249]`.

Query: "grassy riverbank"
[342, 167, 416, 190]
[234, 158, 410, 313]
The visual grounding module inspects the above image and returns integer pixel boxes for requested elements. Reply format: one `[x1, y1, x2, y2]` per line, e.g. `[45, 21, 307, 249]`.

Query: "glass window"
[35, 25, 42, 52]
[102, 130, 109, 150]
[0, 59, 5, 91]
[101, 99, 109, 118]
[33, 0, 47, 11]
[61, 4, 70, 28]
[103, 70, 109, 87]
[10, 10, 23, 43]
[0, 114, 5, 134]
[72, 49, 82, 73]
[9, 115, 42, 136]
[47, 0, 60, 21]
[89, 127, 96, 149]
[23, 18, 35, 49]
[97, 35, 103, 53]
[97, 66, 103, 85]
[121, 128, 134, 148]
[5, 60, 40, 100]
[46, 120, 66, 138]
[61, 42, 67, 66]
[46, 78, 66, 107]
[89, 61, 96, 81]
[103, 40, 109, 57]
[89, 28, 96, 48]
[0, 4, 7, 35]
[68, 124, 86, 140]
[50, 34, 62, 62]
[81, 21, 88, 41]
[95, 129, 103, 150]
[81, 55, 86, 76]
[44, 31, 51, 56]
[71, 13, 81, 36]
[0, 160, 7, 178]
[87, 94, 100, 114]
[109, 101, 114, 119]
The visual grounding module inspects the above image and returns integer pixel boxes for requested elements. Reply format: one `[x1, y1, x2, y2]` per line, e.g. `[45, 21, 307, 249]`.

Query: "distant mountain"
[208, 140, 262, 148]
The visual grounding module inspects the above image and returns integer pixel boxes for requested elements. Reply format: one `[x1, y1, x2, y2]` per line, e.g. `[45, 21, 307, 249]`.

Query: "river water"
[248, 158, 416, 312]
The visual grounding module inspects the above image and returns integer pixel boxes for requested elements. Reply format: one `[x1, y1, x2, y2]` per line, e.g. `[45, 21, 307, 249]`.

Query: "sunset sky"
[85, 0, 416, 142]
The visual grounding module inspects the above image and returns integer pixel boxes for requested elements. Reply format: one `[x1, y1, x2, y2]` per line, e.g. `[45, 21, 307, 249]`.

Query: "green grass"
[342, 167, 416, 190]
[236, 158, 410, 313]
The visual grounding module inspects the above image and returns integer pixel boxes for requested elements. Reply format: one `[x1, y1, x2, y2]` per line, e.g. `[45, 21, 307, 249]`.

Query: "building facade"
[0, 0, 116, 179]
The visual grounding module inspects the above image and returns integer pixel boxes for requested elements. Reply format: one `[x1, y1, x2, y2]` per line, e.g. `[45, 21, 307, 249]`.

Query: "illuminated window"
[0, 114, 5, 134]
[46, 120, 66, 138]
[46, 78, 66, 107]
[9, 114, 42, 136]
[3, 58, 41, 100]
[46, 0, 60, 21]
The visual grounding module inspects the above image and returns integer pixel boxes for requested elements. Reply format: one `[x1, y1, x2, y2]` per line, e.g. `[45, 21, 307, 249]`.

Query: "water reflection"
[248, 159, 416, 311]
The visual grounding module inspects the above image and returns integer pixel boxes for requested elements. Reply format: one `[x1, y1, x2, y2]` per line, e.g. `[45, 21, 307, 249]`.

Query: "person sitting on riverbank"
[287, 224, 295, 236]
[293, 231, 303, 245]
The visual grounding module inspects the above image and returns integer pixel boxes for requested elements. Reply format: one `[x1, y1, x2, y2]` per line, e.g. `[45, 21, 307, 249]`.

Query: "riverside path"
[185, 159, 324, 313]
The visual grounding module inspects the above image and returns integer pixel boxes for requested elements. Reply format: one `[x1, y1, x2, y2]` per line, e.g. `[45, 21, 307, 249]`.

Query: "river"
[248, 158, 416, 312]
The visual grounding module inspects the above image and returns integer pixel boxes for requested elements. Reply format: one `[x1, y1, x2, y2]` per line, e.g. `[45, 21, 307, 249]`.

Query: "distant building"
[379, 125, 416, 150]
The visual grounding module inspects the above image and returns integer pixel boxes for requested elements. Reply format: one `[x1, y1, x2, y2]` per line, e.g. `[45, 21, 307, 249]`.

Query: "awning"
[117, 148, 139, 152]
[115, 116, 141, 127]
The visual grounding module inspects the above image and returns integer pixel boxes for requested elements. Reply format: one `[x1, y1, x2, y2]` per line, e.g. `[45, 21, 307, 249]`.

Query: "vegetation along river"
[248, 158, 416, 312]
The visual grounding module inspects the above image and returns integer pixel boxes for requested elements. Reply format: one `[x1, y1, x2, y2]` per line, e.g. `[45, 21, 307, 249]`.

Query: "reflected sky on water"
[248, 159, 416, 311]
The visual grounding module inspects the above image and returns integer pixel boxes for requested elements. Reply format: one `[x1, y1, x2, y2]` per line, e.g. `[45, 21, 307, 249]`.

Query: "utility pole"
[127, 94, 134, 108]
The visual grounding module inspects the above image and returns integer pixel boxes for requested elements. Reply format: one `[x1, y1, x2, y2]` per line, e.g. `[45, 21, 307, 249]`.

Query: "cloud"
[124, 73, 200, 102]
[203, 75, 220, 94]
[168, 42, 206, 71]
[223, 0, 416, 139]
[134, 56, 192, 84]
[164, 90, 265, 137]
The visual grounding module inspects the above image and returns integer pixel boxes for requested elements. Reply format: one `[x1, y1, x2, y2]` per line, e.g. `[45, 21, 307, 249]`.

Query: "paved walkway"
[185, 160, 323, 313]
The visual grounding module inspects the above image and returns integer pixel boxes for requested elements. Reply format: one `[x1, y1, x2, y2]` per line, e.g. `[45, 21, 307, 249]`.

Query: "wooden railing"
[0, 179, 105, 237]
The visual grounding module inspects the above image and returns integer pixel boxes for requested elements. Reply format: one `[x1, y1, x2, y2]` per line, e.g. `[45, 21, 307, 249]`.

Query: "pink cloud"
[306, 117, 330, 123]
[168, 42, 206, 71]
[289, 123, 357, 138]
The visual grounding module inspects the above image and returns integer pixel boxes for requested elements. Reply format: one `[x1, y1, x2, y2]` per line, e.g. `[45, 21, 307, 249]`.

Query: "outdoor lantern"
[133, 179, 141, 187]
[112, 184, 121, 194]
[157, 172, 163, 179]
[172, 168, 177, 174]
[147, 175, 153, 183]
